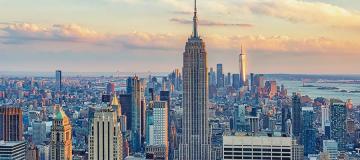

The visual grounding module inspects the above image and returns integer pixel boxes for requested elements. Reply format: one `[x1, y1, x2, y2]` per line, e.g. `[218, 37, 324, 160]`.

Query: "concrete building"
[0, 106, 23, 141]
[179, 1, 211, 159]
[0, 141, 26, 160]
[323, 140, 338, 160]
[50, 105, 72, 160]
[88, 108, 123, 160]
[223, 134, 301, 160]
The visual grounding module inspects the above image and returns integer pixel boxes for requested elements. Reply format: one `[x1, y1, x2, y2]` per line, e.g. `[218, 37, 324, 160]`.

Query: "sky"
[0, 0, 360, 74]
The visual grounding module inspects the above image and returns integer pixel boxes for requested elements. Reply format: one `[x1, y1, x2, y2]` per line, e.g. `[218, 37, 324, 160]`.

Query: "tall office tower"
[0, 141, 26, 160]
[216, 64, 224, 88]
[323, 140, 338, 160]
[330, 102, 347, 151]
[88, 108, 123, 160]
[146, 101, 169, 159]
[111, 95, 127, 132]
[179, 0, 211, 159]
[292, 93, 302, 138]
[233, 104, 247, 132]
[223, 135, 293, 160]
[281, 105, 291, 134]
[321, 105, 330, 133]
[225, 72, 231, 86]
[0, 106, 23, 141]
[232, 74, 240, 90]
[127, 76, 142, 153]
[208, 67, 216, 86]
[302, 107, 316, 156]
[120, 94, 132, 130]
[32, 120, 47, 145]
[160, 90, 171, 153]
[55, 70, 62, 92]
[239, 45, 248, 87]
[107, 82, 115, 95]
[50, 105, 72, 160]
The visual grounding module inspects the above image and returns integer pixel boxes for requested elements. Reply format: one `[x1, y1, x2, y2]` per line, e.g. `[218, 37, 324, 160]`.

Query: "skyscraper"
[292, 93, 302, 138]
[88, 108, 123, 160]
[232, 74, 240, 90]
[321, 105, 330, 134]
[239, 45, 248, 87]
[216, 64, 224, 88]
[0, 106, 23, 141]
[208, 67, 216, 87]
[179, 0, 211, 159]
[302, 107, 316, 156]
[146, 101, 169, 159]
[330, 102, 347, 151]
[55, 70, 62, 92]
[50, 105, 72, 160]
[127, 76, 142, 153]
[107, 82, 115, 95]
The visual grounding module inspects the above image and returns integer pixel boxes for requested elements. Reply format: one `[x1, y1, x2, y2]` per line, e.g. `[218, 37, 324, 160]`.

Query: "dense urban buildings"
[0, 1, 359, 160]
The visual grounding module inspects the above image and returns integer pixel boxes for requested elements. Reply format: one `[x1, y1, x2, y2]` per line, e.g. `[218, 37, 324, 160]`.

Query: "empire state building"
[179, 0, 211, 159]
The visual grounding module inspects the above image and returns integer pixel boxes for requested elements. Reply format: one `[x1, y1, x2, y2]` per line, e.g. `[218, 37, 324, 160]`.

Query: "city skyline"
[1, 0, 360, 74]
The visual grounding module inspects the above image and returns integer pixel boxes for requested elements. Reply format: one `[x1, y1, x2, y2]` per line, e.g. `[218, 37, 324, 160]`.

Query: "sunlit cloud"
[1, 23, 359, 56]
[240, 0, 360, 30]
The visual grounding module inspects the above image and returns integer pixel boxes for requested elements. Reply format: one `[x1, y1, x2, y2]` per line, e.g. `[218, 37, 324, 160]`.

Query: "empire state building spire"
[192, 0, 199, 38]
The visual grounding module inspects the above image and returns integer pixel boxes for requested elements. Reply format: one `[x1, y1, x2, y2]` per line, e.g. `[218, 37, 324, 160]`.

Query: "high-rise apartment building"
[88, 108, 123, 160]
[330, 102, 347, 151]
[146, 101, 169, 159]
[232, 74, 240, 90]
[127, 76, 142, 153]
[50, 105, 72, 160]
[55, 70, 62, 92]
[321, 105, 330, 134]
[292, 93, 302, 138]
[216, 64, 224, 88]
[302, 107, 316, 156]
[179, 1, 211, 159]
[0, 106, 23, 141]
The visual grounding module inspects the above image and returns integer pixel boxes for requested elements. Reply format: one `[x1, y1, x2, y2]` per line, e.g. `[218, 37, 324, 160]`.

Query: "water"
[278, 80, 360, 105]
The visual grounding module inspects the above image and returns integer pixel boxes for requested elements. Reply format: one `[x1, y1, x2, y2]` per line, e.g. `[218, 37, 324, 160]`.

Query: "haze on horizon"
[0, 0, 360, 74]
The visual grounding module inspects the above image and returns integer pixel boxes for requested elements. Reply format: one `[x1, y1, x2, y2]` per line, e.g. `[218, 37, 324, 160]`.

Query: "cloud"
[170, 18, 253, 28]
[1, 23, 359, 55]
[0, 23, 107, 44]
[242, 0, 360, 30]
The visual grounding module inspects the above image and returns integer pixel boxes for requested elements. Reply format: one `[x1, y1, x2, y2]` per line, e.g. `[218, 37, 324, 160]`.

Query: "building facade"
[223, 135, 294, 160]
[0, 106, 23, 141]
[50, 105, 72, 160]
[0, 141, 26, 160]
[179, 1, 211, 159]
[88, 108, 123, 160]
